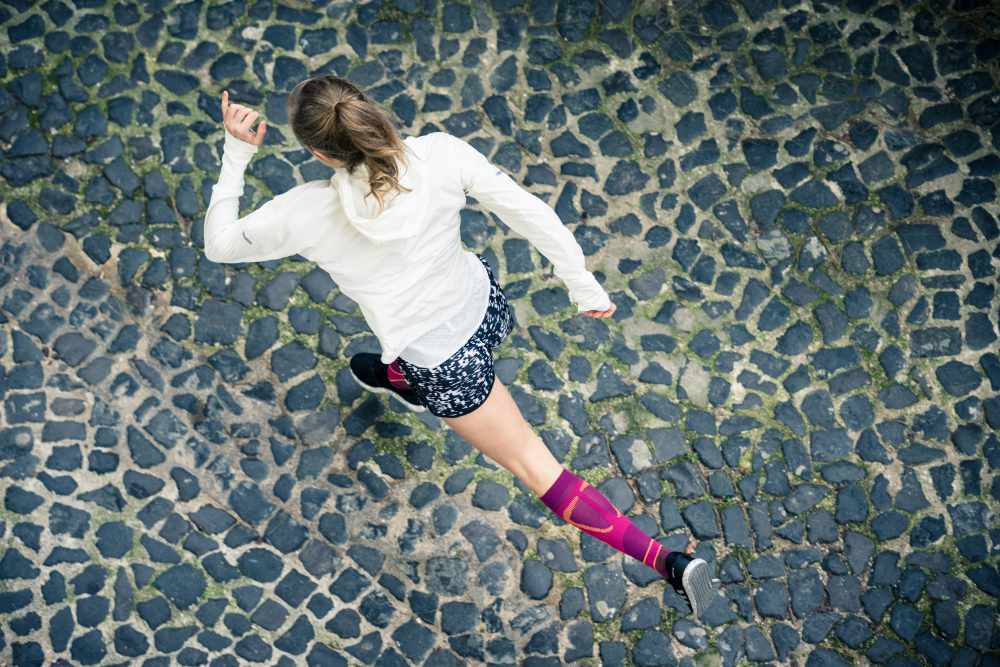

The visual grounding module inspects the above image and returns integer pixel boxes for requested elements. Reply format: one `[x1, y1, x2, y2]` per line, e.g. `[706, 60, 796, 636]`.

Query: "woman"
[204, 76, 717, 618]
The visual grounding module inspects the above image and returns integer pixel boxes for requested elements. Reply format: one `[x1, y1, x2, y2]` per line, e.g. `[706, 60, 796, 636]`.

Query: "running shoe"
[349, 353, 426, 413]
[662, 551, 718, 619]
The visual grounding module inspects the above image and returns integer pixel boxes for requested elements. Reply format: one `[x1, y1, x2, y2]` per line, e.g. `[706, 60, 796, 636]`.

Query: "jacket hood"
[331, 138, 428, 243]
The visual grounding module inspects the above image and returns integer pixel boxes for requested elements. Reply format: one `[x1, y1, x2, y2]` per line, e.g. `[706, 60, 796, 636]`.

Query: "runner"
[204, 76, 717, 618]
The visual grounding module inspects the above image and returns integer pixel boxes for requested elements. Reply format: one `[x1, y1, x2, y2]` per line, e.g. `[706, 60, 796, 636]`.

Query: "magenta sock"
[386, 359, 411, 390]
[540, 468, 670, 575]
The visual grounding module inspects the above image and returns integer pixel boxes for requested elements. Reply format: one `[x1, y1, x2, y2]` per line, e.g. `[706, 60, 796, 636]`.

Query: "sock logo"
[541, 468, 672, 579]
[241, 231, 253, 245]
[642, 540, 661, 568]
[560, 480, 621, 533]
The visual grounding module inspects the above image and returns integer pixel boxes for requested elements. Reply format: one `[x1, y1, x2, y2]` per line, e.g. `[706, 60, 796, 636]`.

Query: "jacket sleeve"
[443, 133, 612, 313]
[203, 132, 315, 264]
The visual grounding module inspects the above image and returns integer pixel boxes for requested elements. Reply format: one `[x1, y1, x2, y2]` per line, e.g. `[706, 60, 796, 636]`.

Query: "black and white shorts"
[396, 255, 514, 418]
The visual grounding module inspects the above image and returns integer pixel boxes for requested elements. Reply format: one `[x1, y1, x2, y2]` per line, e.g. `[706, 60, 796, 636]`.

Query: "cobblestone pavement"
[1, 0, 999, 665]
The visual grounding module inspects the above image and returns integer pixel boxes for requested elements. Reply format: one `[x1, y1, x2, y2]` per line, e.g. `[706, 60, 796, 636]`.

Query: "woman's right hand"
[581, 303, 616, 318]
[221, 90, 267, 146]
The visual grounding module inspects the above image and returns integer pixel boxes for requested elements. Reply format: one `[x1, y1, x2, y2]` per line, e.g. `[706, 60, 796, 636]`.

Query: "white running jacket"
[204, 130, 612, 367]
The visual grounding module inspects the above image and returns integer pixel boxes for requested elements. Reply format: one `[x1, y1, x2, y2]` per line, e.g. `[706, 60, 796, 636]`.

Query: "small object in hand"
[221, 89, 266, 145]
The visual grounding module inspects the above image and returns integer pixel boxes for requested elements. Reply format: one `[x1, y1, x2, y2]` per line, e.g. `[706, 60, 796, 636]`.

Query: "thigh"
[441, 377, 563, 497]
[396, 339, 497, 419]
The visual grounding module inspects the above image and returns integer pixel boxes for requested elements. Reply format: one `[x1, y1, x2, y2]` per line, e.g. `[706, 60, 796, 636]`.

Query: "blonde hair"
[286, 75, 410, 210]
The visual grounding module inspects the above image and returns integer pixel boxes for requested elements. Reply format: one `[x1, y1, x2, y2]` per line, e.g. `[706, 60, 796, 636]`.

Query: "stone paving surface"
[1, 0, 1000, 665]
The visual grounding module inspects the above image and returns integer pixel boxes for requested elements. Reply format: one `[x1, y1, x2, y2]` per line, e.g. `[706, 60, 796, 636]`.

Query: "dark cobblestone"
[1, 0, 998, 664]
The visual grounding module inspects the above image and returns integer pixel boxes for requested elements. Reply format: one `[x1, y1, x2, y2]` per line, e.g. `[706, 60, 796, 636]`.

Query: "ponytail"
[287, 76, 410, 210]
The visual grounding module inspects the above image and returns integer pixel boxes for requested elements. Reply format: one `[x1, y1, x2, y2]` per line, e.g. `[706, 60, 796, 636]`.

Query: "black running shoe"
[349, 353, 426, 413]
[663, 551, 718, 619]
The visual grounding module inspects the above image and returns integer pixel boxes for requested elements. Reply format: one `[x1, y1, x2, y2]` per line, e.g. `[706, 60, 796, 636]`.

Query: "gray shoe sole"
[681, 558, 716, 619]
[350, 368, 427, 413]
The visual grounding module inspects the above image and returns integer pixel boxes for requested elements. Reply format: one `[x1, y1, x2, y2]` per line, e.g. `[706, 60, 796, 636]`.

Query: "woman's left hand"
[221, 90, 267, 146]
[582, 303, 616, 318]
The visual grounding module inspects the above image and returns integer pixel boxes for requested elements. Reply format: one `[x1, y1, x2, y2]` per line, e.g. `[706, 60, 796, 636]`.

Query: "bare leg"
[442, 377, 696, 557]
[440, 374, 720, 618]
[441, 375, 563, 497]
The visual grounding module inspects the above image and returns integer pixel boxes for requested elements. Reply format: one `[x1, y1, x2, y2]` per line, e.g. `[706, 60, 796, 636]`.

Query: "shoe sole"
[350, 368, 427, 413]
[681, 558, 716, 619]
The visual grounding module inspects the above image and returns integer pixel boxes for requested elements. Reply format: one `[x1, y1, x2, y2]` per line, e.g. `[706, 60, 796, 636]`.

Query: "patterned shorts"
[395, 255, 514, 418]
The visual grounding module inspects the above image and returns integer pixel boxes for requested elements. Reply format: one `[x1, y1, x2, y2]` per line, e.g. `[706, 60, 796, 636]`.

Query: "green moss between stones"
[729, 544, 754, 566]
[590, 617, 618, 644]
[5, 9, 992, 663]
[694, 650, 723, 667]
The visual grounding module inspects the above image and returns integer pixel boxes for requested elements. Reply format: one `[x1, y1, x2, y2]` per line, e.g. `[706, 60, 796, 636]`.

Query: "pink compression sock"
[386, 359, 411, 390]
[540, 467, 671, 576]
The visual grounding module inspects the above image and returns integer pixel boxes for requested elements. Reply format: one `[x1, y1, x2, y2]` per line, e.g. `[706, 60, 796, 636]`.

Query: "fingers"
[594, 304, 616, 318]
[230, 104, 253, 126]
[222, 91, 250, 125]
[223, 91, 238, 128]
[583, 304, 616, 318]
[221, 90, 266, 144]
[238, 110, 260, 134]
